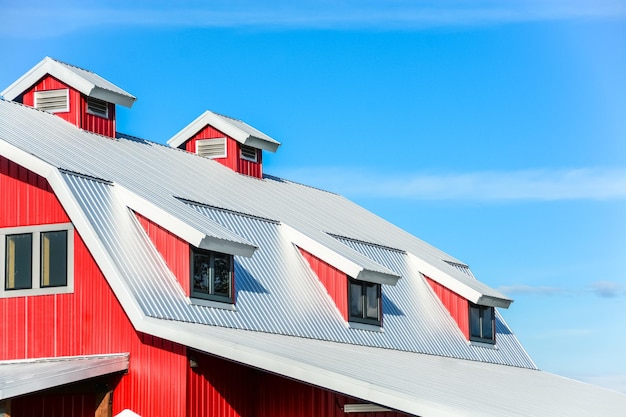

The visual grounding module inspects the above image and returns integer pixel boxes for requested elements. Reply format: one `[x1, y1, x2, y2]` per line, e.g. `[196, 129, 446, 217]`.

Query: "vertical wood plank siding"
[184, 125, 263, 178]
[21, 75, 116, 137]
[0, 159, 187, 417]
[135, 211, 190, 295]
[298, 247, 348, 321]
[426, 276, 470, 340]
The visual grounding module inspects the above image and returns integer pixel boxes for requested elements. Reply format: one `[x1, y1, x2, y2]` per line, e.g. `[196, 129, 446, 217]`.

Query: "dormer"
[167, 110, 280, 179]
[1, 57, 135, 138]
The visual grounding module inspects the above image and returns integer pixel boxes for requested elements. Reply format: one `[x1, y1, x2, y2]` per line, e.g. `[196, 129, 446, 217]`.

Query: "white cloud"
[498, 280, 626, 298]
[2, 0, 625, 37]
[278, 167, 626, 201]
[576, 374, 626, 394]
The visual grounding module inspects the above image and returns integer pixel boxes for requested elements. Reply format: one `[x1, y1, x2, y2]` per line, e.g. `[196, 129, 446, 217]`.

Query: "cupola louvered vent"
[197, 138, 227, 159]
[34, 89, 69, 113]
[86, 97, 109, 118]
[240, 144, 258, 162]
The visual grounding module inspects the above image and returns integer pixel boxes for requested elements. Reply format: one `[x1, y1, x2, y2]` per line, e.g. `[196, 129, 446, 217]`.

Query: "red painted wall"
[135, 212, 190, 295]
[11, 393, 95, 417]
[298, 247, 348, 321]
[183, 125, 263, 178]
[425, 276, 469, 339]
[0, 157, 187, 416]
[21, 75, 116, 137]
[190, 350, 412, 417]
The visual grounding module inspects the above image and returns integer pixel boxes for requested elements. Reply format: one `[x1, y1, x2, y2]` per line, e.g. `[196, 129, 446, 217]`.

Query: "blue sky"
[2, 0, 625, 393]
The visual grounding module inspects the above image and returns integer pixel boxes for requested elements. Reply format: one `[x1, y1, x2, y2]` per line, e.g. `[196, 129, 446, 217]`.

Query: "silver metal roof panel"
[0, 354, 129, 400]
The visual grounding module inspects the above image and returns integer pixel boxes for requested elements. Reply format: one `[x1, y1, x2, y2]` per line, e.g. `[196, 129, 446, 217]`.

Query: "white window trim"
[86, 96, 109, 119]
[34, 89, 70, 113]
[0, 223, 74, 298]
[240, 144, 258, 162]
[196, 138, 227, 159]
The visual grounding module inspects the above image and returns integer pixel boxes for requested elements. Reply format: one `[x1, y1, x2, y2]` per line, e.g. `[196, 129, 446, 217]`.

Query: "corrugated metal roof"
[0, 98, 524, 361]
[1, 57, 135, 108]
[0, 354, 129, 400]
[145, 319, 626, 417]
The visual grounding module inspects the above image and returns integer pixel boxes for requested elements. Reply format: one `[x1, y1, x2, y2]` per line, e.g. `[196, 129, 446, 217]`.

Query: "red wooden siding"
[425, 276, 469, 339]
[21, 74, 115, 137]
[0, 159, 187, 417]
[135, 212, 190, 295]
[190, 350, 412, 417]
[184, 125, 263, 178]
[11, 393, 95, 417]
[298, 247, 348, 321]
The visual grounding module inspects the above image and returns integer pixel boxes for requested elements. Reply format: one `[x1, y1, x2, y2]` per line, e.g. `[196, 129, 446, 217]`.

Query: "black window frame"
[190, 247, 234, 303]
[469, 303, 496, 344]
[348, 278, 382, 326]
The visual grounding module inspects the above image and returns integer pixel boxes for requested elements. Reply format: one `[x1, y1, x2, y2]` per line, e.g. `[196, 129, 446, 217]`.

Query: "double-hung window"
[191, 248, 234, 303]
[469, 303, 495, 344]
[348, 278, 381, 326]
[1, 223, 74, 297]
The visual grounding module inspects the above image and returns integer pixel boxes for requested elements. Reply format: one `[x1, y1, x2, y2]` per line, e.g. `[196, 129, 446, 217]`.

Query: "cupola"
[167, 110, 280, 178]
[1, 57, 135, 138]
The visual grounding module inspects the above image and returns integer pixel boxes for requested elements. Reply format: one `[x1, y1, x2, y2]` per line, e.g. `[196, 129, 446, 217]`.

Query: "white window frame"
[240, 144, 258, 162]
[196, 138, 227, 159]
[34, 89, 70, 113]
[0, 223, 74, 298]
[86, 96, 109, 118]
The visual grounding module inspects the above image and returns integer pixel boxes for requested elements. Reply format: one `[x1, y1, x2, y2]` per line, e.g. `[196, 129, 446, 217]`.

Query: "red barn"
[0, 57, 624, 417]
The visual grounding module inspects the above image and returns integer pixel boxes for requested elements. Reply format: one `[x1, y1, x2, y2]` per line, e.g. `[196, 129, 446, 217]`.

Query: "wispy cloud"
[577, 374, 626, 394]
[498, 280, 626, 298]
[2, 0, 626, 38]
[278, 167, 626, 202]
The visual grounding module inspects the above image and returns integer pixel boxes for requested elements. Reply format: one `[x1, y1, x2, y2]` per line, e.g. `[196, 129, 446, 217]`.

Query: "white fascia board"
[46, 170, 146, 326]
[283, 224, 398, 285]
[139, 318, 468, 417]
[2, 57, 135, 108]
[283, 223, 365, 279]
[115, 186, 255, 258]
[90, 87, 136, 108]
[167, 111, 213, 148]
[243, 135, 280, 153]
[0, 139, 55, 178]
[408, 253, 512, 309]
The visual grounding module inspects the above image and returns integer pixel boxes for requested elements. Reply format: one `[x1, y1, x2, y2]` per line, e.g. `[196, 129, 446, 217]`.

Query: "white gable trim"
[284, 224, 399, 286]
[115, 185, 256, 258]
[408, 253, 512, 308]
[167, 110, 280, 152]
[1, 57, 135, 108]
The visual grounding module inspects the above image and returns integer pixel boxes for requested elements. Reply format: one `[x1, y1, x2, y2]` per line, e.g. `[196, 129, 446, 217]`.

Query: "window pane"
[213, 253, 231, 297]
[482, 307, 494, 340]
[41, 230, 68, 287]
[470, 306, 481, 338]
[349, 282, 363, 319]
[6, 234, 32, 290]
[365, 283, 379, 320]
[192, 251, 211, 294]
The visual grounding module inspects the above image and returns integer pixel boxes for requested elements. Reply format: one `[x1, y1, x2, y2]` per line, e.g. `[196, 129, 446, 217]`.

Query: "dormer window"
[469, 303, 495, 344]
[349, 278, 381, 326]
[34, 89, 69, 113]
[86, 97, 109, 118]
[191, 247, 233, 303]
[197, 138, 227, 159]
[240, 144, 258, 162]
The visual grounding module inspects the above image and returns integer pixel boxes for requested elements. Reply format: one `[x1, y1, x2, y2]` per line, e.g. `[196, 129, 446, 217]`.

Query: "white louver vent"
[240, 144, 258, 162]
[197, 138, 227, 159]
[34, 89, 69, 113]
[86, 97, 109, 118]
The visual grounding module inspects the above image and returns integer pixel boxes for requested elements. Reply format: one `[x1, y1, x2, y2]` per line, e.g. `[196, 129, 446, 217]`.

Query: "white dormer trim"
[284, 224, 399, 286]
[1, 57, 136, 108]
[167, 110, 280, 152]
